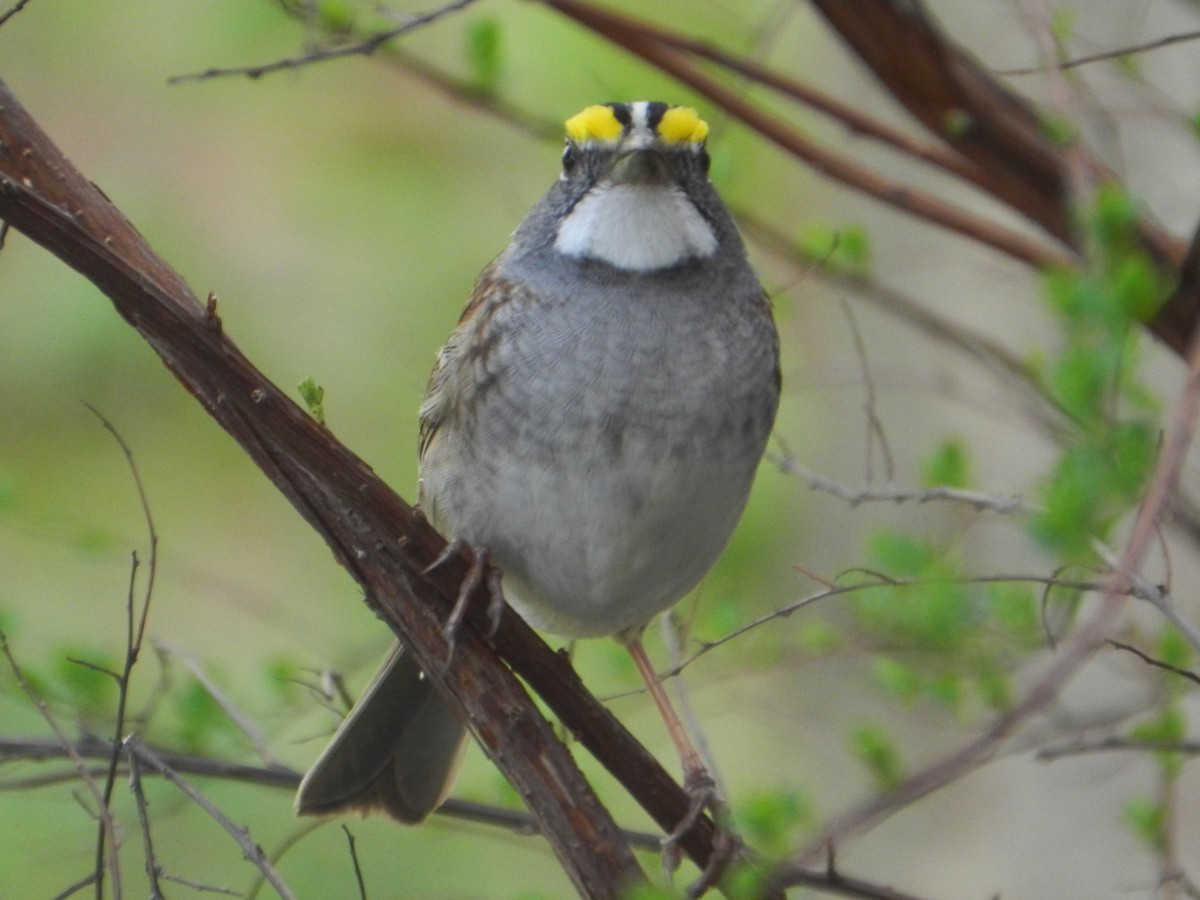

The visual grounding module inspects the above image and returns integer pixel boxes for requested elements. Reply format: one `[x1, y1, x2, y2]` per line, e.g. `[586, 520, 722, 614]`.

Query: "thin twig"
[127, 751, 165, 900]
[123, 737, 297, 900]
[769, 446, 1031, 514]
[1108, 640, 1200, 687]
[157, 873, 239, 896]
[631, 573, 1112, 688]
[168, 0, 480, 83]
[840, 302, 894, 483]
[341, 825, 369, 900]
[1001, 27, 1200, 75]
[50, 873, 99, 900]
[0, 0, 33, 29]
[1037, 735, 1200, 761]
[0, 734, 671, 851]
[155, 641, 280, 766]
[83, 404, 158, 900]
[0, 633, 121, 894]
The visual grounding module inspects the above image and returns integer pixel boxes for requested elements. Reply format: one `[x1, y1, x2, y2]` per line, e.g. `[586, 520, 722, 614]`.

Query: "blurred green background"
[3, 1, 1199, 898]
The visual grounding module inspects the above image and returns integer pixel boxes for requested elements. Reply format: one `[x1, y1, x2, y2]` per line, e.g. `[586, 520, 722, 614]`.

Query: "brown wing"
[417, 260, 517, 463]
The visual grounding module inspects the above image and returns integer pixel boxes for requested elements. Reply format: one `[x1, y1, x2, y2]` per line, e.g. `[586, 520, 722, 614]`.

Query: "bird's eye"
[561, 144, 578, 173]
[698, 148, 711, 175]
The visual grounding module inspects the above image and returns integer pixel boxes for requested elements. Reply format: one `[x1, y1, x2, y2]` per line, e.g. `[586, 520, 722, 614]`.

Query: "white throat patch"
[555, 183, 717, 271]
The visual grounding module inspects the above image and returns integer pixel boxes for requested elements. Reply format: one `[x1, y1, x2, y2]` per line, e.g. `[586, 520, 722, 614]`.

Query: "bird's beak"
[608, 148, 669, 186]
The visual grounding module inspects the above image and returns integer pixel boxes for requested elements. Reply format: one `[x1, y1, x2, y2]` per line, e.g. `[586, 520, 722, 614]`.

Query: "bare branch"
[127, 751, 166, 900]
[803, 0, 1191, 354]
[155, 641, 280, 766]
[1037, 735, 1200, 761]
[81, 405, 159, 900]
[0, 634, 121, 894]
[536, 0, 1079, 271]
[0, 0, 33, 29]
[769, 448, 1031, 514]
[168, 0, 480, 83]
[1108, 640, 1200, 687]
[1000, 28, 1200, 76]
[340, 826, 368, 900]
[123, 737, 296, 900]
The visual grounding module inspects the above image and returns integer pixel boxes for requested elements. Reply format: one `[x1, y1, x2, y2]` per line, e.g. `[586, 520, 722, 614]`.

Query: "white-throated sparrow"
[297, 101, 781, 824]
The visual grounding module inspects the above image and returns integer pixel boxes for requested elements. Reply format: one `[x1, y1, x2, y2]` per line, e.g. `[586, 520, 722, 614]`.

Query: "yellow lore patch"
[564, 105, 624, 144]
[657, 107, 708, 144]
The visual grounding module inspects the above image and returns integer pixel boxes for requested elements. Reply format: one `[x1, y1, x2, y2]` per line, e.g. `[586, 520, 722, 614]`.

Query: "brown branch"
[0, 734, 672, 850]
[589, 14, 987, 187]
[534, 0, 1195, 355]
[0, 76, 697, 896]
[538, 0, 1075, 272]
[805, 0, 1192, 354]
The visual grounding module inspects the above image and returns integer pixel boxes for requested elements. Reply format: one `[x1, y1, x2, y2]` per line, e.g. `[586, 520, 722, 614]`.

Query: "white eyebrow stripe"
[629, 101, 649, 131]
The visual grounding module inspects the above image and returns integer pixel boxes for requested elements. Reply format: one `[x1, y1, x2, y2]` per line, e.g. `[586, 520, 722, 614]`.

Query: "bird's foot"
[661, 768, 740, 896]
[422, 540, 504, 662]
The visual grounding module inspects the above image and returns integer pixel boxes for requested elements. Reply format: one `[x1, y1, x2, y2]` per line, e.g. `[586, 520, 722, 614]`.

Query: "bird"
[296, 101, 781, 825]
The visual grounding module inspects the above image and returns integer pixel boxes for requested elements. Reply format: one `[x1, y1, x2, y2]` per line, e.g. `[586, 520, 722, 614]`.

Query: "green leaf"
[1123, 796, 1166, 852]
[725, 864, 773, 900]
[973, 661, 1012, 712]
[174, 678, 225, 753]
[921, 438, 972, 489]
[925, 671, 963, 711]
[1130, 706, 1186, 779]
[55, 647, 117, 715]
[988, 582, 1041, 649]
[263, 656, 303, 701]
[872, 657, 922, 704]
[1091, 184, 1140, 253]
[316, 0, 356, 34]
[795, 223, 872, 277]
[795, 617, 842, 653]
[855, 534, 975, 652]
[1130, 707, 1185, 745]
[850, 723, 903, 791]
[1110, 254, 1163, 322]
[1040, 112, 1077, 146]
[466, 18, 503, 94]
[1050, 6, 1076, 43]
[736, 788, 814, 857]
[1115, 53, 1141, 77]
[866, 531, 936, 578]
[297, 376, 326, 425]
[1157, 626, 1193, 672]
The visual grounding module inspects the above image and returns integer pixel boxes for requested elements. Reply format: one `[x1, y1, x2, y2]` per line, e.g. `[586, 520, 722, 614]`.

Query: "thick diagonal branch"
[0, 77, 726, 896]
[808, 0, 1192, 353]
